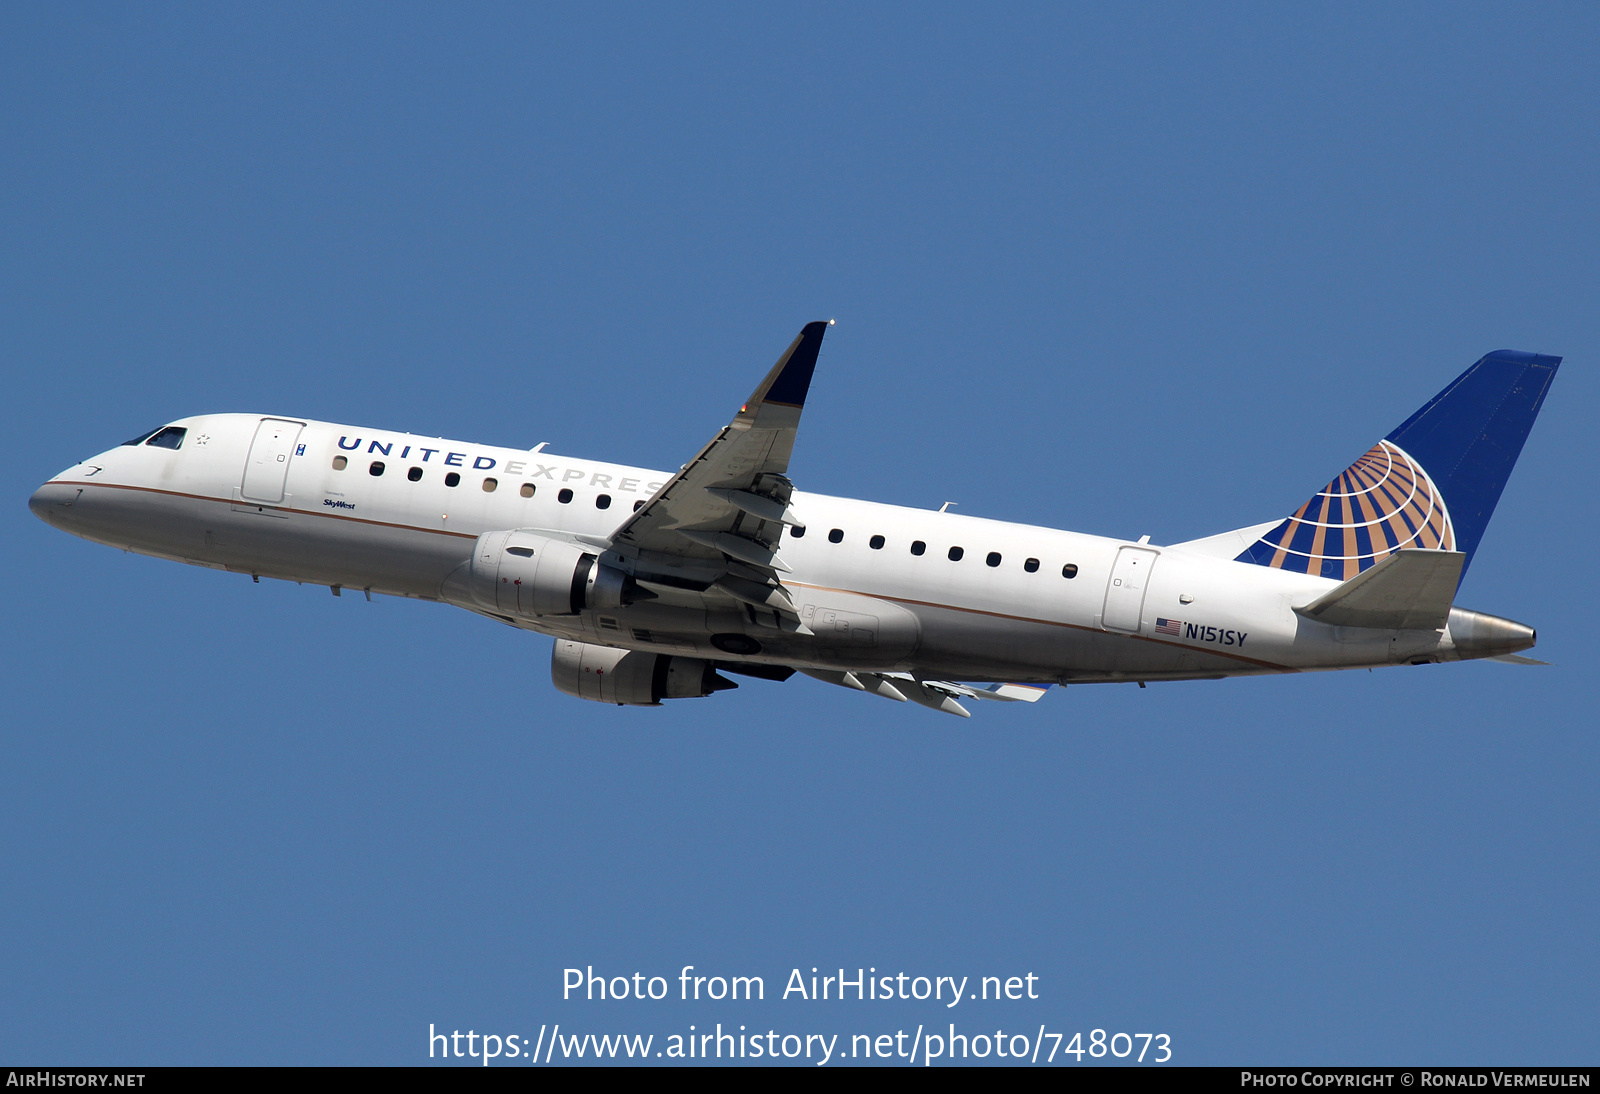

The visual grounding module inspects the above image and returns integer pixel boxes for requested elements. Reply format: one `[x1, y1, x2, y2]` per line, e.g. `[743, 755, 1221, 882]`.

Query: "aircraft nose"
[28, 481, 80, 525]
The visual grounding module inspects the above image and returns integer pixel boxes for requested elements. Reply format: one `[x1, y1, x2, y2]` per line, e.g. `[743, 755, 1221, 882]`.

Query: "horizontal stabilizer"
[1295, 548, 1464, 630]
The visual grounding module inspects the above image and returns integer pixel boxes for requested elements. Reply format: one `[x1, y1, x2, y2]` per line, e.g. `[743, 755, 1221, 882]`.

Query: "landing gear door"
[1102, 546, 1158, 633]
[240, 418, 305, 504]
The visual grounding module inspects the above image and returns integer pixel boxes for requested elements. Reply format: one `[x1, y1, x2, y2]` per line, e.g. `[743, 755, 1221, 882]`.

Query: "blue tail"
[1236, 350, 1560, 583]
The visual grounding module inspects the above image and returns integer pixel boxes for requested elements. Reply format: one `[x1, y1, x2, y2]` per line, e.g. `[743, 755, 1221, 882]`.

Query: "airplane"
[29, 323, 1559, 717]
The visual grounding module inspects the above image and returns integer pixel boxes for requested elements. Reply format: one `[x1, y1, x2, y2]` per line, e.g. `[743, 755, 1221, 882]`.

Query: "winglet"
[742, 321, 830, 414]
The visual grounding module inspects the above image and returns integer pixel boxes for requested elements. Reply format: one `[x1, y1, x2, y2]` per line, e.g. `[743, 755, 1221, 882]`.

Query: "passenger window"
[369, 461, 385, 476]
[633, 500, 645, 512]
[407, 466, 422, 481]
[911, 540, 926, 556]
[558, 488, 573, 504]
[1062, 563, 1078, 579]
[482, 477, 498, 492]
[145, 427, 187, 450]
[789, 525, 806, 538]
[986, 551, 1002, 567]
[828, 528, 844, 543]
[596, 494, 611, 509]
[869, 535, 885, 550]
[520, 483, 536, 498]
[332, 456, 348, 471]
[1024, 557, 1040, 573]
[948, 546, 964, 561]
[444, 472, 461, 487]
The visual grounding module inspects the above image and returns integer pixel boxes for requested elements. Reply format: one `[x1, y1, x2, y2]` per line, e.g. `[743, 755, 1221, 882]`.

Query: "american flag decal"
[1155, 618, 1182, 636]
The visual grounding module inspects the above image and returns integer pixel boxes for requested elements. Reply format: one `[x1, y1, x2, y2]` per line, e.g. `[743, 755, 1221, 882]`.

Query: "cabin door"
[1102, 546, 1158, 633]
[240, 418, 305, 503]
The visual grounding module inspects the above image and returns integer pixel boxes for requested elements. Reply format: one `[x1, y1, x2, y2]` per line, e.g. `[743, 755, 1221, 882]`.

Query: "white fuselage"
[30, 413, 1501, 684]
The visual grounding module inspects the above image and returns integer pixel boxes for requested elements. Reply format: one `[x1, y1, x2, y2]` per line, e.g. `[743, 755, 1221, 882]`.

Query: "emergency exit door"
[1102, 546, 1158, 633]
[240, 418, 305, 503]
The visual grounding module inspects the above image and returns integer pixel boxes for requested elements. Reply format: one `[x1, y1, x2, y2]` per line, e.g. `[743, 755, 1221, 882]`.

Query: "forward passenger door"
[240, 418, 305, 504]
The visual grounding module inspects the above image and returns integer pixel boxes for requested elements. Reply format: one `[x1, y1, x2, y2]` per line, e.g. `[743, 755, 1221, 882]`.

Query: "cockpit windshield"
[123, 426, 187, 450]
[145, 427, 186, 450]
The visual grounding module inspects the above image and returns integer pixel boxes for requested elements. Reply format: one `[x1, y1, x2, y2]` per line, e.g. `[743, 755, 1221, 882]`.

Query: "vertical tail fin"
[1236, 350, 1560, 583]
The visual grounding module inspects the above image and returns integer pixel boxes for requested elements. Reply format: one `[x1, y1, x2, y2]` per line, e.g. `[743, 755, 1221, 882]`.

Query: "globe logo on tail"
[1238, 440, 1455, 581]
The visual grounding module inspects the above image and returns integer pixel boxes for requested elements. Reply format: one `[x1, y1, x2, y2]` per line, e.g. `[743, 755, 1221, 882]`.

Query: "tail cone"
[1447, 608, 1536, 660]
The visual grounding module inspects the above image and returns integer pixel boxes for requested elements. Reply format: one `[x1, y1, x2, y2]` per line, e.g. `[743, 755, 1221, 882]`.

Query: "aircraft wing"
[608, 321, 830, 602]
[800, 669, 1052, 717]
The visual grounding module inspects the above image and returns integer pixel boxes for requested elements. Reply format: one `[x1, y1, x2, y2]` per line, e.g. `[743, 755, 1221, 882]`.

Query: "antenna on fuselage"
[938, 501, 957, 513]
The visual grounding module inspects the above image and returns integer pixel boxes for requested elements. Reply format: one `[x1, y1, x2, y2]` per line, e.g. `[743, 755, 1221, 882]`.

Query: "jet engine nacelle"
[468, 529, 640, 617]
[550, 640, 737, 706]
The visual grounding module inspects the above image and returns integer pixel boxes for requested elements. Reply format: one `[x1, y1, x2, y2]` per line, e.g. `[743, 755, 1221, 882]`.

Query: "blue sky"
[4, 3, 1596, 1065]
